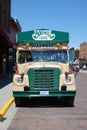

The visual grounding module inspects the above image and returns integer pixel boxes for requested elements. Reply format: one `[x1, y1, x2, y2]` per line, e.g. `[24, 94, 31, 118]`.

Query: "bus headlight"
[66, 76, 71, 83]
[65, 72, 71, 83]
[17, 73, 24, 83]
[17, 77, 23, 83]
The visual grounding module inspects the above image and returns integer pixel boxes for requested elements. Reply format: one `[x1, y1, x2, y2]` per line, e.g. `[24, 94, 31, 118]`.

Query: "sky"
[11, 0, 87, 48]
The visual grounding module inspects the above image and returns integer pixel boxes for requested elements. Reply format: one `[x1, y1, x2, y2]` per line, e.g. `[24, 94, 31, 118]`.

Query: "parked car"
[82, 65, 87, 70]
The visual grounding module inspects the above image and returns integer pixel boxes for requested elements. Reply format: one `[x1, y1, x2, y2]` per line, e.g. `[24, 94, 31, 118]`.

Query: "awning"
[0, 26, 15, 47]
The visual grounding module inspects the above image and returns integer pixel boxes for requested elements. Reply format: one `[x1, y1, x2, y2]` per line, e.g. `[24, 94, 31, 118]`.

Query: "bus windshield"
[18, 50, 68, 64]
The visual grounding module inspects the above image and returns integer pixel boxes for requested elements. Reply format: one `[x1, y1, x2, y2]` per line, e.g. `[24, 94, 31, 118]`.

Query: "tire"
[66, 96, 75, 107]
[14, 97, 21, 107]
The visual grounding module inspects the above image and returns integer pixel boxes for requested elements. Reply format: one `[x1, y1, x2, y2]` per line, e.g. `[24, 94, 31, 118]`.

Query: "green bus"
[13, 29, 76, 107]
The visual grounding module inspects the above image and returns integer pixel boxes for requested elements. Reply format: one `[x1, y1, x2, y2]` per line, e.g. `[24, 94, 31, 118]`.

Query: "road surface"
[7, 71, 87, 130]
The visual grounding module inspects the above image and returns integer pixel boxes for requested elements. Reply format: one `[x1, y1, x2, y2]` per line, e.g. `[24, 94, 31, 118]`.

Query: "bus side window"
[19, 53, 25, 63]
[26, 52, 32, 62]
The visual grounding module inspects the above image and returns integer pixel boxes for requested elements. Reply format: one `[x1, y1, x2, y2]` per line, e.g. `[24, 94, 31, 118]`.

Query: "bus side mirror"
[69, 49, 75, 64]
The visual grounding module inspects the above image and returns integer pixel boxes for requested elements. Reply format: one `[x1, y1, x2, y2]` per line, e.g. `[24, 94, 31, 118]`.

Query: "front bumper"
[13, 90, 76, 98]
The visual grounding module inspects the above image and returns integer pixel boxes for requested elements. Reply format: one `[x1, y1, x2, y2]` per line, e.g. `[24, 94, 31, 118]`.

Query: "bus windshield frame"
[18, 50, 68, 64]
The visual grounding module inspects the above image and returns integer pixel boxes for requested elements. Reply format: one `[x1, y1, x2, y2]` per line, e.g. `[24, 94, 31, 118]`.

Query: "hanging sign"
[32, 29, 55, 41]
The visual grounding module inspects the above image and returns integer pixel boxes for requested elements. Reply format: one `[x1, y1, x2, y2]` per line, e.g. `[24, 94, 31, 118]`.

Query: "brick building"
[79, 42, 87, 68]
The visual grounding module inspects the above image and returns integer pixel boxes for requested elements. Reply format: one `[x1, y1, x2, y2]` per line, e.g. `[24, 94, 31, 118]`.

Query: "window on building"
[4, 9, 7, 30]
[0, 4, 1, 23]
[7, 14, 10, 33]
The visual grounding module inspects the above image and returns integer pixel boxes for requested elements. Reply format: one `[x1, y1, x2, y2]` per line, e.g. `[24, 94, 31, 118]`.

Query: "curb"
[79, 70, 87, 73]
[0, 96, 14, 121]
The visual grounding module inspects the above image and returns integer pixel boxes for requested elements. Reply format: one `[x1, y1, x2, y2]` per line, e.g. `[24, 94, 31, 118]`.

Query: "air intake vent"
[28, 68, 60, 90]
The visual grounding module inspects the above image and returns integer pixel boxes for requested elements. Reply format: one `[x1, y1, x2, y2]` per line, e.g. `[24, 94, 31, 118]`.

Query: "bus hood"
[18, 62, 68, 74]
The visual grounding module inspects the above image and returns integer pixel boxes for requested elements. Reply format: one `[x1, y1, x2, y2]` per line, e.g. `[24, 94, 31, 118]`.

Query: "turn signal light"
[69, 68, 73, 73]
[15, 70, 19, 74]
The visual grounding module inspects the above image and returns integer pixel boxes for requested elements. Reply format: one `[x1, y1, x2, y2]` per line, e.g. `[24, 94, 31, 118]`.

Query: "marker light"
[55, 43, 61, 47]
[26, 43, 31, 47]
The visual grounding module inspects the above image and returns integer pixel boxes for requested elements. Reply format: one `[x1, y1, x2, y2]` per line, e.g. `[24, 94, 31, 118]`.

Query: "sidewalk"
[0, 78, 17, 130]
[0, 73, 13, 109]
[0, 74, 12, 89]
[0, 75, 13, 108]
[79, 69, 87, 73]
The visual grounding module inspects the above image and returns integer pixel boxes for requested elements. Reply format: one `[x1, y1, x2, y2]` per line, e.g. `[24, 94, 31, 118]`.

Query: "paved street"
[0, 70, 87, 130]
[7, 71, 87, 130]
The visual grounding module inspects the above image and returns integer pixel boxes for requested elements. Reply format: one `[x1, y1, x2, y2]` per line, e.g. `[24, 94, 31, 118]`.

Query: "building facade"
[10, 17, 21, 42]
[10, 17, 21, 63]
[0, 0, 21, 75]
[0, 0, 11, 33]
[79, 42, 87, 68]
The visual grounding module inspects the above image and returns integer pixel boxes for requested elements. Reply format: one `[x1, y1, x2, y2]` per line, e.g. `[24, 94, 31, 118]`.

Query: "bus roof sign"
[16, 29, 69, 43]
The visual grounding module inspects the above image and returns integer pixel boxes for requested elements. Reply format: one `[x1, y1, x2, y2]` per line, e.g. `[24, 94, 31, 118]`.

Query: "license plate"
[40, 91, 49, 96]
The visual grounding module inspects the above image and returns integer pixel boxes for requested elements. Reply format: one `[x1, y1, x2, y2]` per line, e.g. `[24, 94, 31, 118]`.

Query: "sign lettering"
[32, 29, 55, 41]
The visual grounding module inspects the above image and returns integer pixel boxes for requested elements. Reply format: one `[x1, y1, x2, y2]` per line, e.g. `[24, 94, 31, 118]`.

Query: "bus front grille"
[28, 68, 60, 89]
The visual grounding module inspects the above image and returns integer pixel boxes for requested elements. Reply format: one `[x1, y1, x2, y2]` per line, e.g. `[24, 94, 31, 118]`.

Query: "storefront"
[0, 26, 15, 75]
